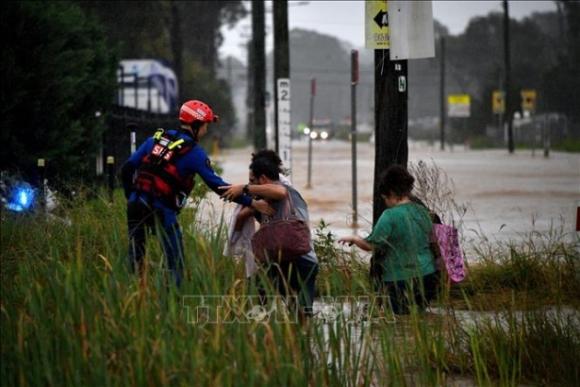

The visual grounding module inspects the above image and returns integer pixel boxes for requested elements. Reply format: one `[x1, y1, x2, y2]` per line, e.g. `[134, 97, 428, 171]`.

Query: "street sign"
[521, 89, 537, 112]
[492, 90, 505, 114]
[389, 0, 435, 60]
[365, 1, 389, 49]
[277, 78, 292, 180]
[448, 94, 471, 118]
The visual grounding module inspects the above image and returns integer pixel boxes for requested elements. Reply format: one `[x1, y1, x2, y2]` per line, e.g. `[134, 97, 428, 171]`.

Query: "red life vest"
[134, 129, 195, 210]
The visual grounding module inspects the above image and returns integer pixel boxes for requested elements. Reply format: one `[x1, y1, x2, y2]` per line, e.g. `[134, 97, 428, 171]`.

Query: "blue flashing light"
[7, 184, 36, 212]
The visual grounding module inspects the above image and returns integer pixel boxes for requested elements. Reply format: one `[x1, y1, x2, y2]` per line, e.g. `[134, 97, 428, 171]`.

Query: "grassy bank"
[1, 191, 579, 386]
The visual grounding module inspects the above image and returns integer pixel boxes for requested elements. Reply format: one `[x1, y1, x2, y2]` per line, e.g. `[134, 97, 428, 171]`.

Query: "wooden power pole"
[373, 50, 408, 224]
[273, 0, 290, 153]
[252, 0, 267, 150]
[503, 0, 514, 153]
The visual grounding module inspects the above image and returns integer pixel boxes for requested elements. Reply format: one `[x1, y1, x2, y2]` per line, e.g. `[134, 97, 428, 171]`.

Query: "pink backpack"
[432, 223, 466, 283]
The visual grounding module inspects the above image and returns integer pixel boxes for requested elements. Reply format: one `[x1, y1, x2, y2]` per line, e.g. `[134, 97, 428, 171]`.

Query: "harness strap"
[168, 139, 185, 150]
[153, 128, 164, 140]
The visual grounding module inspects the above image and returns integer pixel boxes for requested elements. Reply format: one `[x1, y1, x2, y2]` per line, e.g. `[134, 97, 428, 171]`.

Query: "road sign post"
[107, 156, 115, 203]
[521, 89, 537, 114]
[37, 158, 46, 212]
[448, 94, 470, 150]
[277, 78, 292, 180]
[520, 89, 537, 156]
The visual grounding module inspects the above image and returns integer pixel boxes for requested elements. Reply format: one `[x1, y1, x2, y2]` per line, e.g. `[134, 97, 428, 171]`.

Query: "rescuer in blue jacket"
[121, 99, 273, 287]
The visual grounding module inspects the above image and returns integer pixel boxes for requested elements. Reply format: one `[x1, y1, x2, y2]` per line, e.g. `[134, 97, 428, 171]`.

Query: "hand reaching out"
[219, 184, 244, 201]
[338, 236, 356, 246]
[338, 235, 373, 252]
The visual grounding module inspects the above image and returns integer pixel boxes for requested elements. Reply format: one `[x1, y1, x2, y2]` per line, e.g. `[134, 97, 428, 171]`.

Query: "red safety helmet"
[179, 100, 219, 124]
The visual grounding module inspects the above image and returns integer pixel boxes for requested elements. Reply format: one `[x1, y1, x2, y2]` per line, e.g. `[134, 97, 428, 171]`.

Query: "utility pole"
[252, 0, 267, 150]
[246, 40, 254, 143]
[170, 2, 183, 101]
[503, 0, 514, 153]
[351, 50, 359, 228]
[373, 51, 408, 224]
[439, 37, 446, 150]
[273, 0, 290, 153]
[306, 78, 315, 189]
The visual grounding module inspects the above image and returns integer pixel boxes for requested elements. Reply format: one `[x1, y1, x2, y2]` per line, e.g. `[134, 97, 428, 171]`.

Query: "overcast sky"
[219, 0, 557, 64]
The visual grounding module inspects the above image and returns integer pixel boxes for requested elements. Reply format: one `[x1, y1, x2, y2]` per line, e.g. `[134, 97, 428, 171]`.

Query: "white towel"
[224, 204, 258, 278]
[223, 173, 292, 278]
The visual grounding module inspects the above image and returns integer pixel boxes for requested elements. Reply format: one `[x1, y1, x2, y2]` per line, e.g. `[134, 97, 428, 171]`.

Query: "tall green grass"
[1, 189, 579, 386]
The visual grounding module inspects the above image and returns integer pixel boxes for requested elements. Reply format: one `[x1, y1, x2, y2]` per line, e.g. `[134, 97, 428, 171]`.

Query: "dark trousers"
[384, 271, 440, 315]
[127, 199, 184, 287]
[258, 258, 319, 317]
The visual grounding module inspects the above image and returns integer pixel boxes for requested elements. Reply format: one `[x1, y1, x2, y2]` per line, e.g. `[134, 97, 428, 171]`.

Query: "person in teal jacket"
[339, 165, 439, 314]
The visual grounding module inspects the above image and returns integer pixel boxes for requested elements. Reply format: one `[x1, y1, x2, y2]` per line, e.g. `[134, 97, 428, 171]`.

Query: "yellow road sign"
[492, 90, 505, 114]
[448, 94, 470, 105]
[521, 89, 537, 112]
[447, 94, 471, 117]
[365, 1, 389, 49]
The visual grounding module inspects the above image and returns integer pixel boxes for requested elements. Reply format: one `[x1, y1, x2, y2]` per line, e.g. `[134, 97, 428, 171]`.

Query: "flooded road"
[211, 140, 579, 245]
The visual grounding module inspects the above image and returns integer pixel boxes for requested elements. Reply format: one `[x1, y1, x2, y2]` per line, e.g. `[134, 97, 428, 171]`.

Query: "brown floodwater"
[212, 140, 579, 246]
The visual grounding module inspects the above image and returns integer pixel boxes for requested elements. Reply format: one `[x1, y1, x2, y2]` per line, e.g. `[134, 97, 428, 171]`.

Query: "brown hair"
[378, 165, 415, 198]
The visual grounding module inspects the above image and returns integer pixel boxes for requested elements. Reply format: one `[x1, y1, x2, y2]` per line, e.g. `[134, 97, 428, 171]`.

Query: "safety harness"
[134, 129, 195, 210]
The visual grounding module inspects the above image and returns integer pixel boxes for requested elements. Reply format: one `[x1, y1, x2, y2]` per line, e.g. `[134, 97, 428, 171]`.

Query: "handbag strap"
[282, 186, 298, 219]
[263, 183, 298, 223]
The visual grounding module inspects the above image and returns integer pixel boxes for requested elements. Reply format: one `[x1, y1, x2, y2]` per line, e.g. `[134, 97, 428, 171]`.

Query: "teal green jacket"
[365, 202, 436, 282]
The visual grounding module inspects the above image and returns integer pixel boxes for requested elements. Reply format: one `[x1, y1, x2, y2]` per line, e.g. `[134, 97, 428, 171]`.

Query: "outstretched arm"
[338, 236, 373, 252]
[190, 149, 255, 207]
[219, 183, 287, 201]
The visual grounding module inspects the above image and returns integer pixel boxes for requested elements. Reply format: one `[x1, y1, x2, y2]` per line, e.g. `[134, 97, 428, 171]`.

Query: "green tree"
[81, 1, 246, 137]
[181, 55, 237, 134]
[542, 1, 580, 132]
[76, 1, 171, 60]
[177, 1, 247, 78]
[444, 12, 558, 138]
[0, 1, 117, 180]
[172, 1, 247, 134]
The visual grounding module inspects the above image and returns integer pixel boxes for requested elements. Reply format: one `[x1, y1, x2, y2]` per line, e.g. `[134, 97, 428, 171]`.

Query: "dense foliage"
[78, 0, 246, 133]
[0, 1, 117, 180]
[432, 1, 580, 140]
[0, 1, 246, 180]
[1, 191, 578, 386]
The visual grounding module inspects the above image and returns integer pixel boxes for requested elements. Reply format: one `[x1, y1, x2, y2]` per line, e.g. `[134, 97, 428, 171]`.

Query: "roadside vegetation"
[1, 178, 578, 386]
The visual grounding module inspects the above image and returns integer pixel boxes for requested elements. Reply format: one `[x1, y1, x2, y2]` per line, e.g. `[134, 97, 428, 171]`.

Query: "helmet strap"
[179, 124, 196, 140]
